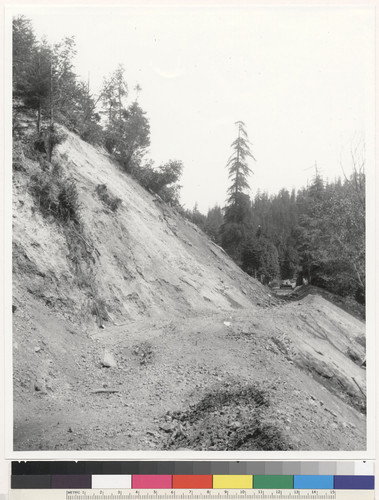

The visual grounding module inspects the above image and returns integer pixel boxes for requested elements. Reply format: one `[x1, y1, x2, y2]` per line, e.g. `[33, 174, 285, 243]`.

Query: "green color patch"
[253, 475, 293, 489]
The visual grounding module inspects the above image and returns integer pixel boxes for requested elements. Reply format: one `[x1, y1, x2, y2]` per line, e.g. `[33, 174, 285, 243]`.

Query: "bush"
[133, 160, 183, 205]
[310, 259, 363, 302]
[57, 180, 81, 223]
[91, 297, 109, 326]
[12, 142, 27, 171]
[80, 121, 105, 146]
[95, 184, 122, 212]
[33, 126, 67, 161]
[30, 167, 81, 225]
[29, 153, 106, 324]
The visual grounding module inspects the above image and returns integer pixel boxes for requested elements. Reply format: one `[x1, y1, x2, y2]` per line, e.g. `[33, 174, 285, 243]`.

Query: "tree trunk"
[37, 101, 41, 133]
[235, 125, 241, 198]
[49, 57, 54, 129]
[46, 57, 54, 162]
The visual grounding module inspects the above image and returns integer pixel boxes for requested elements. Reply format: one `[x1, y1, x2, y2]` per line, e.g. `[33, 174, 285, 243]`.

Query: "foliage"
[96, 184, 122, 212]
[12, 16, 37, 98]
[51, 37, 78, 120]
[221, 124, 255, 258]
[204, 205, 223, 243]
[29, 156, 106, 319]
[12, 17, 179, 207]
[91, 296, 109, 326]
[79, 119, 104, 145]
[189, 157, 365, 303]
[280, 244, 299, 280]
[220, 121, 255, 262]
[226, 121, 255, 203]
[12, 142, 27, 171]
[12, 15, 103, 145]
[101, 65, 128, 124]
[306, 170, 365, 302]
[242, 236, 280, 284]
[30, 163, 81, 225]
[17, 41, 51, 132]
[134, 160, 183, 205]
[221, 192, 253, 263]
[182, 204, 207, 230]
[182, 204, 224, 244]
[34, 125, 67, 155]
[101, 67, 150, 171]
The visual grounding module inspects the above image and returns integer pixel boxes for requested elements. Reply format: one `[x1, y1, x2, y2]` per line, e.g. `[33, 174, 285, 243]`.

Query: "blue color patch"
[294, 475, 334, 489]
[334, 476, 375, 490]
[293, 476, 334, 490]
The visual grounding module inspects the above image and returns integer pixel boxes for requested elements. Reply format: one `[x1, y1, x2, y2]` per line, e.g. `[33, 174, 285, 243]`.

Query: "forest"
[13, 15, 365, 306]
[185, 144, 365, 305]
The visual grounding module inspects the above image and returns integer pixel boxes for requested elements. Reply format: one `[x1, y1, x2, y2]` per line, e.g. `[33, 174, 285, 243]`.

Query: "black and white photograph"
[8, 4, 374, 453]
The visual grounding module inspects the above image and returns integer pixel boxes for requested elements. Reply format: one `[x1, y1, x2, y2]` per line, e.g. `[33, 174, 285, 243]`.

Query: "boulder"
[101, 350, 117, 368]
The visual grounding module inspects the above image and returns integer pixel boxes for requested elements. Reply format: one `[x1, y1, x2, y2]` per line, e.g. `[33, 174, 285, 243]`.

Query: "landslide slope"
[12, 128, 366, 451]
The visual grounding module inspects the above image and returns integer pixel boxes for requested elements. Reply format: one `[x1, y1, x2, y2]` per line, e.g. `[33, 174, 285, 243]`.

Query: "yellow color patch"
[213, 475, 253, 489]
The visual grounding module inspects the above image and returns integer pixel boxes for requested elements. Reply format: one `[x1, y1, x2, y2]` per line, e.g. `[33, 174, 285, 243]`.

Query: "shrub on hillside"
[91, 296, 109, 327]
[95, 184, 122, 212]
[33, 126, 67, 161]
[12, 142, 27, 171]
[30, 166, 81, 225]
[133, 159, 183, 206]
[79, 121, 105, 146]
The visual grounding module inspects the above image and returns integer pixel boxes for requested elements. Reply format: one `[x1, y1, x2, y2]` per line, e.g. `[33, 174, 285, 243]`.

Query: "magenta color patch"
[132, 475, 172, 489]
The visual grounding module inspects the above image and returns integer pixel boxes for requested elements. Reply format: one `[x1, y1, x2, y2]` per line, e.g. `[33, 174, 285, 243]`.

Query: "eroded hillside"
[12, 127, 366, 451]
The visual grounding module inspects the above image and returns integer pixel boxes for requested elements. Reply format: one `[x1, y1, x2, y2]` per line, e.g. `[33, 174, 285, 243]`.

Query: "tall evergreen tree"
[204, 205, 223, 243]
[101, 67, 150, 171]
[226, 120, 255, 211]
[21, 41, 51, 132]
[220, 121, 255, 262]
[12, 16, 37, 99]
[101, 65, 128, 128]
[242, 236, 280, 284]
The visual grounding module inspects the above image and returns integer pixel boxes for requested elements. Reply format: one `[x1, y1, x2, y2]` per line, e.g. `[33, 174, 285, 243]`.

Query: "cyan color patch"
[294, 475, 334, 489]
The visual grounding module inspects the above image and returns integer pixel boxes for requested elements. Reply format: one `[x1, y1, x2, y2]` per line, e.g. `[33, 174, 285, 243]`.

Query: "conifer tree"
[220, 121, 255, 262]
[12, 16, 37, 98]
[204, 205, 223, 243]
[101, 67, 150, 171]
[21, 41, 51, 132]
[226, 120, 255, 213]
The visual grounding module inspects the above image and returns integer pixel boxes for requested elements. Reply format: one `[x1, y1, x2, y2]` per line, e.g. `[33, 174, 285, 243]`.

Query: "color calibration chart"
[9, 461, 375, 500]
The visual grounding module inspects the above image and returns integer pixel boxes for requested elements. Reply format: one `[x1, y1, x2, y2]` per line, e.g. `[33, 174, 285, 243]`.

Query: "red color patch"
[173, 475, 213, 489]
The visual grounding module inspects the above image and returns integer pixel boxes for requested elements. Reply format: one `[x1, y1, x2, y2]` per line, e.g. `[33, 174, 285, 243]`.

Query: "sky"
[9, 5, 375, 212]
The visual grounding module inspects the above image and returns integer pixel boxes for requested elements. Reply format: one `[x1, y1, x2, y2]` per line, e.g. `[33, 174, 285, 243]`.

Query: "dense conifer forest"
[185, 162, 365, 304]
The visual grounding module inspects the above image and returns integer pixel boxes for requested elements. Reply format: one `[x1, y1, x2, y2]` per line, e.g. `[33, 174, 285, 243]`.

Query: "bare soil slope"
[13, 129, 366, 451]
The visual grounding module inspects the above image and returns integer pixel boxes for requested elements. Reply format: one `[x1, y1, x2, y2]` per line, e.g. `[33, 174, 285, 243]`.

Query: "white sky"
[10, 5, 375, 212]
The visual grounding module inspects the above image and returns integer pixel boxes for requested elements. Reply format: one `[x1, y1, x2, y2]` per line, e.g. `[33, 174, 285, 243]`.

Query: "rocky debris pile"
[157, 383, 292, 451]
